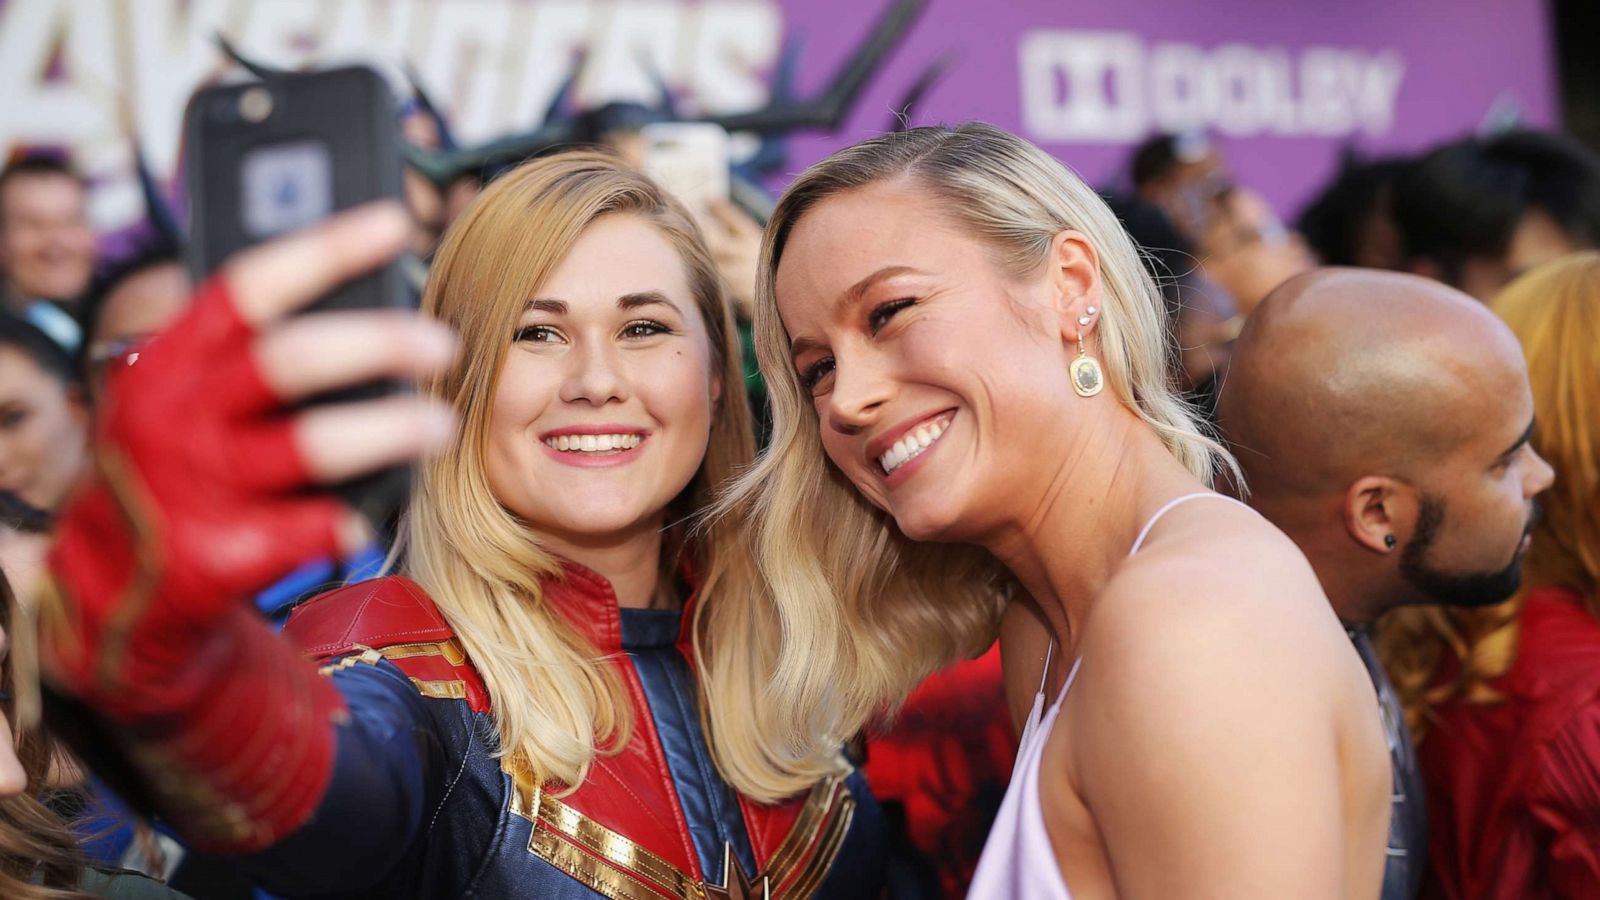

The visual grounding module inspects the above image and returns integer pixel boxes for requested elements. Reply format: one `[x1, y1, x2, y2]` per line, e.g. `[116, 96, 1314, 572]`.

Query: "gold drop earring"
[1071, 310, 1104, 398]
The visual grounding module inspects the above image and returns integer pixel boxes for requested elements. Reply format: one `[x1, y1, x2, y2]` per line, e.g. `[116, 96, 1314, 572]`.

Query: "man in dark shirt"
[1216, 268, 1554, 900]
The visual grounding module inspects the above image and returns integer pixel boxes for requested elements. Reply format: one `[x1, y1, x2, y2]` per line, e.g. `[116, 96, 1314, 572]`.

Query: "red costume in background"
[865, 644, 1017, 898]
[1420, 586, 1600, 900]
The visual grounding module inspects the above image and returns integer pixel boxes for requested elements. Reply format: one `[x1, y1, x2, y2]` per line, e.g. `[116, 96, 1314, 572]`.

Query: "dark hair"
[1130, 131, 1214, 189]
[1297, 151, 1409, 266]
[0, 155, 83, 223]
[0, 314, 81, 390]
[1102, 193, 1196, 322]
[75, 239, 183, 378]
[1392, 129, 1600, 281]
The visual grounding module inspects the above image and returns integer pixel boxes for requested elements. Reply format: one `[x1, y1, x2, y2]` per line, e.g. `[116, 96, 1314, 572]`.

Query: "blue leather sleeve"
[237, 658, 450, 897]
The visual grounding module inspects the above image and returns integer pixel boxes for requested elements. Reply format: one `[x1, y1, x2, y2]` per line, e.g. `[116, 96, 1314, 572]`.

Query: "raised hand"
[43, 202, 455, 711]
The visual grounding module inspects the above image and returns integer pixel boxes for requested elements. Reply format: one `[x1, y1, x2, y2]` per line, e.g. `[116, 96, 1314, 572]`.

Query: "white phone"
[639, 122, 730, 211]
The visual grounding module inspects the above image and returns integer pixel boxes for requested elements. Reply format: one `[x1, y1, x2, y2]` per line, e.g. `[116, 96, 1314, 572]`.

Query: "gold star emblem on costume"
[705, 842, 770, 900]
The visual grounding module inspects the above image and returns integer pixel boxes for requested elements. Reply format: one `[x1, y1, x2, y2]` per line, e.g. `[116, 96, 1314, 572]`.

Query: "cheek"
[643, 349, 717, 446]
[484, 358, 559, 495]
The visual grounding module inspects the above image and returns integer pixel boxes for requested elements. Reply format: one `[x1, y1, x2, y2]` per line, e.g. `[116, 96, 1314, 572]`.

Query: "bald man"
[1216, 268, 1554, 900]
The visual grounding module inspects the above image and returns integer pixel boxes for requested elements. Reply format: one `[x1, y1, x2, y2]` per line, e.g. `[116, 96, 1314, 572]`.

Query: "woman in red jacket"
[38, 152, 884, 899]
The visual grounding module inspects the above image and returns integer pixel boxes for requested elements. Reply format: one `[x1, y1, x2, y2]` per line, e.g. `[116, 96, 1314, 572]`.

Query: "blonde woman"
[1378, 252, 1600, 899]
[726, 124, 1390, 898]
[38, 153, 883, 898]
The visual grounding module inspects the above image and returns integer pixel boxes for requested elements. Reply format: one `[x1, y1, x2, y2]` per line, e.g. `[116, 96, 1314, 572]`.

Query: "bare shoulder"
[1078, 498, 1366, 717]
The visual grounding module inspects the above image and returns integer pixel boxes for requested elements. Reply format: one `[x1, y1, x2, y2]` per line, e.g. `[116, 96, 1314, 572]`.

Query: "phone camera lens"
[239, 87, 274, 123]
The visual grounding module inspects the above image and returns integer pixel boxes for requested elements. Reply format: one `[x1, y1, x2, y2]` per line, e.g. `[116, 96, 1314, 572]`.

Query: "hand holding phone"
[184, 66, 415, 526]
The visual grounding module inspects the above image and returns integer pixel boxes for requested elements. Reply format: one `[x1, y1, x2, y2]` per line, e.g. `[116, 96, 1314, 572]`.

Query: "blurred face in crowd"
[0, 618, 24, 798]
[1198, 188, 1314, 316]
[485, 214, 719, 550]
[1455, 210, 1581, 303]
[0, 173, 95, 305]
[0, 347, 88, 513]
[1399, 360, 1553, 608]
[86, 262, 192, 398]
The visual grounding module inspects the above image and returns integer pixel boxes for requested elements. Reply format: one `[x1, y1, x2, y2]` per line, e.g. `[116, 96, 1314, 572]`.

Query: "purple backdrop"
[776, 0, 1557, 217]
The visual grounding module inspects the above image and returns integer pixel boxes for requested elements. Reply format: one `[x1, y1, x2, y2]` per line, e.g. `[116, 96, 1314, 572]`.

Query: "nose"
[559, 340, 629, 406]
[1526, 445, 1556, 497]
[825, 348, 895, 434]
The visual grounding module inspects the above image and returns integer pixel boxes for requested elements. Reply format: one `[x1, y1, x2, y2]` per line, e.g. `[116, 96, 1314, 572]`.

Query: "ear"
[1046, 230, 1104, 342]
[709, 366, 723, 407]
[1342, 475, 1418, 554]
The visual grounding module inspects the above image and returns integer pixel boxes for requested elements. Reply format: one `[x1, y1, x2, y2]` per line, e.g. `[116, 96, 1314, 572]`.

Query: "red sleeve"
[1529, 701, 1600, 898]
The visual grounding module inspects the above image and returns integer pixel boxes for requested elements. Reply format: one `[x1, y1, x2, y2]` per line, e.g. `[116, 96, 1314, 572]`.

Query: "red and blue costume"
[37, 277, 885, 899]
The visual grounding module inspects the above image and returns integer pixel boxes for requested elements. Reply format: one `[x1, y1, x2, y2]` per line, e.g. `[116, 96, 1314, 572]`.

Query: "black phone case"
[183, 66, 413, 530]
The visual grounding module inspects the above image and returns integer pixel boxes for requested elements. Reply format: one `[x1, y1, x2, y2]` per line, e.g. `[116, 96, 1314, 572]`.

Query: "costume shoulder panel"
[286, 577, 490, 713]
[286, 576, 453, 657]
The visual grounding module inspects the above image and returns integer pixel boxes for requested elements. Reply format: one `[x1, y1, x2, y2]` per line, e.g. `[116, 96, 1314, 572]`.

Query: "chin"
[890, 499, 967, 543]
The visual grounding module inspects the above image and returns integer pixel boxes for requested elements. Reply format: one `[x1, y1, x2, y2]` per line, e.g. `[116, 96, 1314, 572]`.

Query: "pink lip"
[865, 408, 958, 462]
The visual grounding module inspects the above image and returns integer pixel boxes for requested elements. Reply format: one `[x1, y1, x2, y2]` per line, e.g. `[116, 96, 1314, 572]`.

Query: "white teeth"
[878, 415, 952, 475]
[543, 433, 643, 454]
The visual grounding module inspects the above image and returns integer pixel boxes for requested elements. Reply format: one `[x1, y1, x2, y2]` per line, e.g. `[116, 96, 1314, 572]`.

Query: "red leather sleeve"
[40, 276, 350, 851]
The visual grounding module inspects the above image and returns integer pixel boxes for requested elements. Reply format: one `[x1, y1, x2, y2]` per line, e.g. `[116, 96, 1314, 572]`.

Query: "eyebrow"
[1500, 418, 1536, 459]
[787, 265, 927, 361]
[524, 291, 684, 316]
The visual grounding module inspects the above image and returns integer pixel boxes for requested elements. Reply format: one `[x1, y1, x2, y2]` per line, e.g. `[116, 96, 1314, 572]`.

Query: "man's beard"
[1400, 495, 1541, 608]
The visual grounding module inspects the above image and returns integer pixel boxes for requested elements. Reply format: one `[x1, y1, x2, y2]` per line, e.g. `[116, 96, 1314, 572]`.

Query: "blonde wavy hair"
[400, 151, 808, 799]
[1377, 252, 1600, 737]
[718, 123, 1234, 777]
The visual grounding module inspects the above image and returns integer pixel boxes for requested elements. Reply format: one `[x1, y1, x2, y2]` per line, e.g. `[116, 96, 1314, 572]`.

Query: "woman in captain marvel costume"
[33, 153, 884, 898]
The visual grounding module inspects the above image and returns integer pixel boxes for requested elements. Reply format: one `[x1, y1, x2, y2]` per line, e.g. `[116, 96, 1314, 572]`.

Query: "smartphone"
[184, 65, 411, 529]
[639, 123, 730, 212]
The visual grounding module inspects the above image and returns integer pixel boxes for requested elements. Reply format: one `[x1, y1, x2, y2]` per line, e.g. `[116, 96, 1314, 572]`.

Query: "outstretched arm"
[38, 204, 457, 883]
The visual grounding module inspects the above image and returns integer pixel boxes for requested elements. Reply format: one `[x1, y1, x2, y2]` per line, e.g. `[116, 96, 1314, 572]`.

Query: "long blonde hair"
[402, 151, 787, 796]
[717, 123, 1233, 777]
[1378, 252, 1600, 736]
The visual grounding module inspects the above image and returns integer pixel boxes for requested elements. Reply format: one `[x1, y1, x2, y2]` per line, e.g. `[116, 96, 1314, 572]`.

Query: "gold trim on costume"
[531, 826, 689, 900]
[316, 647, 382, 676]
[380, 638, 468, 665]
[496, 759, 856, 900]
[408, 678, 468, 700]
[761, 775, 856, 900]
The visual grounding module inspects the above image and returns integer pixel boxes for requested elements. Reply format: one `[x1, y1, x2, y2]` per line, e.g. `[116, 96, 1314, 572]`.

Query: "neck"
[984, 405, 1204, 654]
[1278, 522, 1400, 628]
[538, 516, 670, 610]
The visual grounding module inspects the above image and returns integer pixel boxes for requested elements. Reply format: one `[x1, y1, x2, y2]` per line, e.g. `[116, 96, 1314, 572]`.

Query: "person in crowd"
[1129, 131, 1230, 239]
[36, 154, 886, 898]
[1376, 252, 1600, 899]
[0, 316, 89, 537]
[0, 572, 190, 899]
[722, 122, 1389, 898]
[76, 242, 191, 399]
[0, 156, 94, 351]
[1297, 151, 1410, 270]
[1216, 268, 1554, 900]
[1391, 129, 1600, 302]
[1104, 194, 1238, 422]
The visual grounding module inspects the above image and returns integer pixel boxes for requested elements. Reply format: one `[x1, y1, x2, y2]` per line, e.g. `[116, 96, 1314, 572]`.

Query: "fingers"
[292, 395, 456, 485]
[223, 202, 411, 329]
[251, 311, 457, 404]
